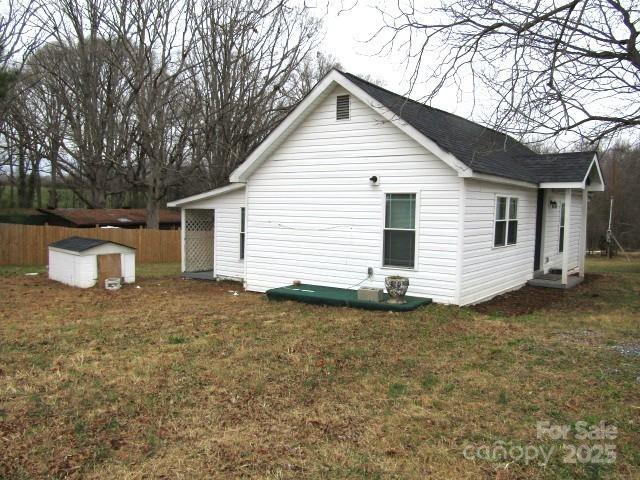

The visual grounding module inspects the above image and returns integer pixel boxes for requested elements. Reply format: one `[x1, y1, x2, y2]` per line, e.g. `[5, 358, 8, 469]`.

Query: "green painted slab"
[266, 284, 432, 312]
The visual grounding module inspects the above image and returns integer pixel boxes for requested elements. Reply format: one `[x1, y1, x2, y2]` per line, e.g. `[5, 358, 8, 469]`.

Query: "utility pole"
[606, 195, 631, 262]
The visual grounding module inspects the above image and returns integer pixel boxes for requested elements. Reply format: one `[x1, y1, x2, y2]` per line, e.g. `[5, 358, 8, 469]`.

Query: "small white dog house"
[48, 236, 136, 288]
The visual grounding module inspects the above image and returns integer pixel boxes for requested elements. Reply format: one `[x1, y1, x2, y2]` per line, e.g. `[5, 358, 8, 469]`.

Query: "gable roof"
[39, 208, 180, 227]
[49, 236, 135, 252]
[340, 72, 537, 182]
[340, 72, 598, 185]
[226, 69, 603, 189]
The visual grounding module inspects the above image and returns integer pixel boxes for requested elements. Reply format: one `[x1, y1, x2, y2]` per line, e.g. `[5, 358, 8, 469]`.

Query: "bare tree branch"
[372, 0, 640, 145]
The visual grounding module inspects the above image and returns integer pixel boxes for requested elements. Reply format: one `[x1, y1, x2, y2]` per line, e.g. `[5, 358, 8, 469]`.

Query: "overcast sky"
[315, 0, 494, 122]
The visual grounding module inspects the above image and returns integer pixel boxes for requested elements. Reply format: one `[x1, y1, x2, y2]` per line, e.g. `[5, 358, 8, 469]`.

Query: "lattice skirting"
[184, 209, 214, 272]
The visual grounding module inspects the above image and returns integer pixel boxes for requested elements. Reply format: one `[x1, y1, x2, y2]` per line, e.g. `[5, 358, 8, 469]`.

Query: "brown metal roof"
[38, 208, 181, 227]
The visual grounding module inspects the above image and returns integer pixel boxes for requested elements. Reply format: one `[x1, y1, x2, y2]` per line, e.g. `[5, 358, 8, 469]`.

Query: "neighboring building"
[38, 208, 181, 229]
[48, 237, 136, 288]
[168, 70, 604, 306]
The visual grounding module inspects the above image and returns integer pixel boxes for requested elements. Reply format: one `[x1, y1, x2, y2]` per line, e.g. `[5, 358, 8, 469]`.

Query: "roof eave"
[539, 181, 585, 189]
[167, 183, 245, 208]
[463, 171, 538, 188]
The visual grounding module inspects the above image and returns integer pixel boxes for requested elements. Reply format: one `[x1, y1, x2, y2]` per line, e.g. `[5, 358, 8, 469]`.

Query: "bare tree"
[5, 52, 68, 208]
[105, 0, 199, 227]
[0, 0, 328, 216]
[1, 98, 43, 207]
[29, 0, 138, 208]
[189, 0, 322, 187]
[588, 142, 640, 250]
[0, 0, 43, 66]
[1, 1, 66, 208]
[288, 52, 342, 102]
[373, 0, 640, 144]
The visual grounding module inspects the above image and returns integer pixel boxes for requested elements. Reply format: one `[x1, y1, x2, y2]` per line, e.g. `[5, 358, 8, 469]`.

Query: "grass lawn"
[1, 258, 638, 479]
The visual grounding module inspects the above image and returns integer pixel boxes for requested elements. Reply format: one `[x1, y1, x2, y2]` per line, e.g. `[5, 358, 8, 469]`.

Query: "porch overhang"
[167, 183, 245, 208]
[539, 154, 605, 192]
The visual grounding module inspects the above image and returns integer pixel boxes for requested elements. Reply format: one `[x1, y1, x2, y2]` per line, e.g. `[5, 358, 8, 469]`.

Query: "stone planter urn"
[385, 276, 409, 304]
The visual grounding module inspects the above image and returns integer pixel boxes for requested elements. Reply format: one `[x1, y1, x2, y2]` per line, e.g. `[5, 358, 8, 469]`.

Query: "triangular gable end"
[585, 154, 605, 191]
[229, 70, 472, 183]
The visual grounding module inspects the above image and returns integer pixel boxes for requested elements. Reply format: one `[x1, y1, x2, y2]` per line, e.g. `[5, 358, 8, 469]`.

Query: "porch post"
[561, 189, 572, 285]
[180, 208, 186, 273]
[579, 189, 588, 278]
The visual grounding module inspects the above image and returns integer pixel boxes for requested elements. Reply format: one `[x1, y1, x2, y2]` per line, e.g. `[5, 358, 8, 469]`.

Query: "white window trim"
[493, 195, 519, 249]
[336, 94, 351, 121]
[380, 191, 420, 270]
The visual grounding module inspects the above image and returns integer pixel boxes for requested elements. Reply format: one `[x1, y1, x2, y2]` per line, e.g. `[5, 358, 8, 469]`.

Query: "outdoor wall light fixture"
[550, 200, 558, 209]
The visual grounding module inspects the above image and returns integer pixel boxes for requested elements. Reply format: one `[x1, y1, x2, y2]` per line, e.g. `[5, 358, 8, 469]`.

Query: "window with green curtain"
[240, 207, 246, 259]
[383, 193, 416, 268]
[494, 196, 518, 247]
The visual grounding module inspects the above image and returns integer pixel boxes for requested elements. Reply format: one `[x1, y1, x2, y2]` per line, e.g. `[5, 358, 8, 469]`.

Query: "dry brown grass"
[1, 259, 639, 479]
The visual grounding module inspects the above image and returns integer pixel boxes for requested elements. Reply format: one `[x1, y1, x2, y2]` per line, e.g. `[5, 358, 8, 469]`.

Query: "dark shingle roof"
[339, 71, 596, 184]
[49, 236, 134, 252]
[517, 152, 596, 183]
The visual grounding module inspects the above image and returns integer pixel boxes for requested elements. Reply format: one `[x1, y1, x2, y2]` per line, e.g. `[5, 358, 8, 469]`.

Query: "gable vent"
[336, 94, 350, 120]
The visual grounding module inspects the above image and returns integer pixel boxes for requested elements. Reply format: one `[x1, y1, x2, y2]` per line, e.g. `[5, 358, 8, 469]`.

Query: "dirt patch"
[471, 274, 603, 316]
[555, 328, 604, 347]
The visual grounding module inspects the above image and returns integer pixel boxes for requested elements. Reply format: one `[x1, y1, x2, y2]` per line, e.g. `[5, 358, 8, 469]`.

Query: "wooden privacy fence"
[0, 223, 181, 265]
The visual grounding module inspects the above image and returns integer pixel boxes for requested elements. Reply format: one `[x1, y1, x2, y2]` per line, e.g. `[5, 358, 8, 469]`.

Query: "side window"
[494, 196, 518, 247]
[383, 193, 416, 268]
[240, 207, 246, 260]
[559, 202, 566, 253]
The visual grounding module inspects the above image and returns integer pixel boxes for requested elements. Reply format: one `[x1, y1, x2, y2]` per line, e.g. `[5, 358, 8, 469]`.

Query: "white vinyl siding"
[459, 179, 537, 305]
[180, 187, 245, 281]
[244, 85, 461, 303]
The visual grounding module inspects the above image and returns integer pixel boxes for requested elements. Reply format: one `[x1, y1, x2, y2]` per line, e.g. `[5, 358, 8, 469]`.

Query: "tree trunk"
[146, 196, 160, 229]
[17, 145, 30, 208]
[30, 156, 41, 208]
[8, 150, 15, 207]
[47, 143, 60, 209]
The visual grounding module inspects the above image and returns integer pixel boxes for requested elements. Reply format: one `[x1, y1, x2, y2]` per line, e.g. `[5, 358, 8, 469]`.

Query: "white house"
[48, 236, 136, 288]
[168, 70, 604, 306]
